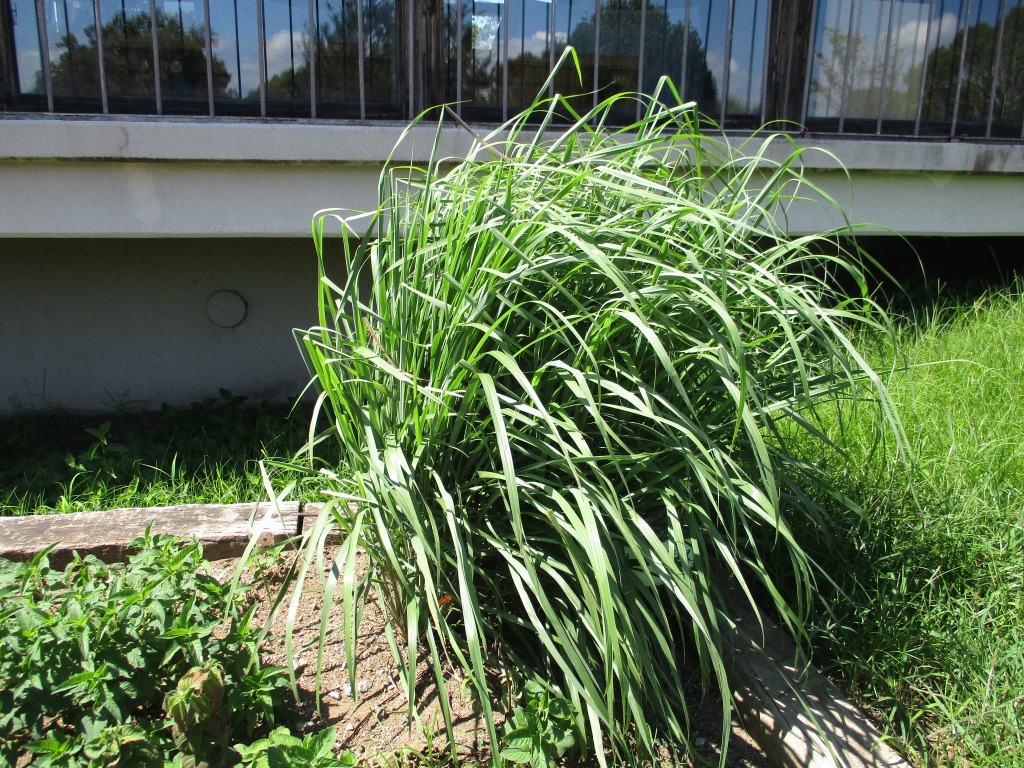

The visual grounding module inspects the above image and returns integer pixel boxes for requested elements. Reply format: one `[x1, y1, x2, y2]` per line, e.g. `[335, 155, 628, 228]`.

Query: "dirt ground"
[210, 550, 771, 768]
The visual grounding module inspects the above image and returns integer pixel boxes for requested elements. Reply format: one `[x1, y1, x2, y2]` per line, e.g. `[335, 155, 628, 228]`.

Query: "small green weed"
[0, 529, 291, 766]
[0, 391, 340, 516]
[499, 681, 577, 768]
[235, 726, 358, 768]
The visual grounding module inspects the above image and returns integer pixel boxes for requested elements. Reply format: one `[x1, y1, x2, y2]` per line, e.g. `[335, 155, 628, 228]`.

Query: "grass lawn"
[789, 285, 1024, 767]
[0, 391, 334, 516]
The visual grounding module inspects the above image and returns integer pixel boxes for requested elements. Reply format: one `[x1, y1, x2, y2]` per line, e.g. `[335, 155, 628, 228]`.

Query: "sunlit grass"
[789, 287, 1024, 767]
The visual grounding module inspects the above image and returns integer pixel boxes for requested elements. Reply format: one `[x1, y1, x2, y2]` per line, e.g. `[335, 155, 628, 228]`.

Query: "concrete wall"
[2, 116, 1023, 238]
[0, 238, 325, 414]
[1, 115, 1022, 414]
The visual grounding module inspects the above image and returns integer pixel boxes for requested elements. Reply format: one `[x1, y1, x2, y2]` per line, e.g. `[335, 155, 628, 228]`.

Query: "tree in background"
[913, 4, 1024, 125]
[468, 0, 717, 117]
[39, 11, 230, 100]
[261, 0, 397, 108]
[811, 5, 1023, 128]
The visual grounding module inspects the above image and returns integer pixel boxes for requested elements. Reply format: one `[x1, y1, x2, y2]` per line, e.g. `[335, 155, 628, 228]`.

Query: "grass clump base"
[291, 54, 898, 767]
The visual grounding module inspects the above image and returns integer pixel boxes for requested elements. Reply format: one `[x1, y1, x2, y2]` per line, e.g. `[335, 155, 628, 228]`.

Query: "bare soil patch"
[210, 549, 770, 767]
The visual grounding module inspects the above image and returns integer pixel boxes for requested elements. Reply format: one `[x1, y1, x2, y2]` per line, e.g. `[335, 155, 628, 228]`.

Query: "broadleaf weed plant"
[290, 52, 901, 766]
[0, 531, 292, 766]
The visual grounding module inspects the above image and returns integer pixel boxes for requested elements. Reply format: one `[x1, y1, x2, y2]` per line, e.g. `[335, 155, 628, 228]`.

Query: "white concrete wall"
[1, 116, 1022, 238]
[0, 238, 324, 414]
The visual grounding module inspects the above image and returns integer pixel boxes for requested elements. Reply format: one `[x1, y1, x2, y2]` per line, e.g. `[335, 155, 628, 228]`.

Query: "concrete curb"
[0, 502, 323, 567]
[0, 505, 912, 768]
[726, 598, 912, 768]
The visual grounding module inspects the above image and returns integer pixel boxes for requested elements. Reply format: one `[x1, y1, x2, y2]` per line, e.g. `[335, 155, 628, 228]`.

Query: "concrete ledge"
[2, 115, 1022, 174]
[726, 598, 911, 768]
[0, 116, 472, 165]
[0, 502, 324, 567]
[2, 116, 1022, 239]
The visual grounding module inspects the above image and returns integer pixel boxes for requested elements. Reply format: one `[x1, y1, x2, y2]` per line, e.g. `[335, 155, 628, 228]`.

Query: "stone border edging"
[726, 597, 912, 768]
[0, 504, 912, 768]
[0, 502, 323, 567]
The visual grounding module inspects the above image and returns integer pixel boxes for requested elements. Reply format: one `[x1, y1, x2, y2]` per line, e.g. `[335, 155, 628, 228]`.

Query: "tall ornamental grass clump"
[291, 62, 897, 765]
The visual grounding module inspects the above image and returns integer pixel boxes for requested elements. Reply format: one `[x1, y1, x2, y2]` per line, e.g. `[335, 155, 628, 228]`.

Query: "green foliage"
[234, 726, 358, 768]
[499, 681, 577, 768]
[0, 530, 290, 766]
[788, 286, 1024, 767]
[0, 390, 334, 516]
[291, 50, 896, 766]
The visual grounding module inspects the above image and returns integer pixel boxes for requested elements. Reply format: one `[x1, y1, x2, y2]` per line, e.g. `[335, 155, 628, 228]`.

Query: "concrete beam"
[1, 116, 1022, 238]
[0, 502, 313, 567]
[2, 116, 1022, 175]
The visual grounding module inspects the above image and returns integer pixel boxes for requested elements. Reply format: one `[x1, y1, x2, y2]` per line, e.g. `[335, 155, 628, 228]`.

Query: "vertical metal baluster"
[746, 0, 758, 118]
[34, 0, 53, 110]
[502, 0, 509, 120]
[837, 0, 857, 133]
[950, 0, 973, 136]
[308, 0, 315, 117]
[703, 0, 713, 108]
[636, 0, 646, 122]
[149, 0, 162, 114]
[913, 0, 935, 135]
[783, 0, 797, 119]
[356, 0, 366, 118]
[204, 0, 214, 114]
[759, 0, 770, 124]
[679, 0, 689, 100]
[407, 0, 413, 115]
[517, 0, 525, 109]
[720, 0, 733, 125]
[455, 0, 462, 113]
[257, 0, 266, 116]
[985, 0, 1007, 137]
[592, 0, 599, 110]
[889, 0, 909, 126]
[548, 0, 556, 98]
[799, 0, 818, 126]
[233, 0, 243, 98]
[286, 0, 296, 102]
[875, 0, 896, 134]
[93, 0, 108, 112]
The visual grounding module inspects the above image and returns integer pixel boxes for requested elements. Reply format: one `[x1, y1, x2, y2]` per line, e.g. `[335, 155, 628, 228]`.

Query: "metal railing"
[1, 0, 1021, 139]
[806, 0, 1024, 139]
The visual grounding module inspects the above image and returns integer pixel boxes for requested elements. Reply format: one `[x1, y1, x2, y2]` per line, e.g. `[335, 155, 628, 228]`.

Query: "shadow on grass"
[0, 391, 341, 516]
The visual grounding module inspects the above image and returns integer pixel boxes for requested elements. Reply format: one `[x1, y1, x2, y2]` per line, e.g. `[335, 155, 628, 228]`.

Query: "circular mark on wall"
[207, 290, 248, 328]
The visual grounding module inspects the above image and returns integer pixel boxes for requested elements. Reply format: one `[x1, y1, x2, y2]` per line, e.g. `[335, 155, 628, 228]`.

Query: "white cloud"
[265, 28, 306, 77]
[506, 29, 566, 57]
[224, 28, 307, 97]
[707, 49, 757, 109]
[897, 10, 958, 52]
